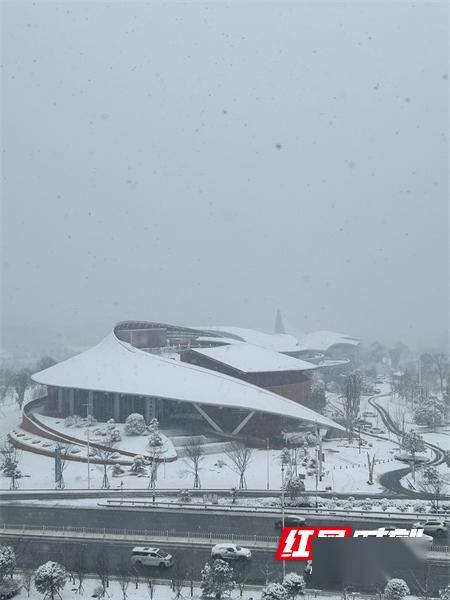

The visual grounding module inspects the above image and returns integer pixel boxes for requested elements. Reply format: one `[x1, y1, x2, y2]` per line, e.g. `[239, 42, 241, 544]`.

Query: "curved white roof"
[197, 326, 300, 352]
[190, 343, 318, 374]
[32, 331, 341, 430]
[297, 330, 360, 352]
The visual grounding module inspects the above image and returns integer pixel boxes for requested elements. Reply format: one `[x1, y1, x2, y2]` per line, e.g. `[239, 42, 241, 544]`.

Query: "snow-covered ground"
[37, 414, 177, 460]
[2, 578, 261, 600]
[2, 383, 446, 494]
[0, 574, 428, 600]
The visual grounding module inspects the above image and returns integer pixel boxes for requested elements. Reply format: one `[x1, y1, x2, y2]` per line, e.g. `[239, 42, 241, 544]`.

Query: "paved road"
[2, 532, 448, 594]
[1, 505, 448, 592]
[4, 504, 448, 540]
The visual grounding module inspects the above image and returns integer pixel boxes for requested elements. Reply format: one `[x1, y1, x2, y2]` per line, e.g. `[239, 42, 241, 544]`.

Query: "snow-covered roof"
[32, 330, 342, 430]
[297, 330, 360, 352]
[196, 326, 300, 352]
[189, 343, 318, 374]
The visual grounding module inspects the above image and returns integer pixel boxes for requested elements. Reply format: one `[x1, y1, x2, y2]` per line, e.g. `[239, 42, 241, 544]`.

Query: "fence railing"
[0, 522, 277, 546]
[102, 498, 448, 521]
[0, 523, 447, 554]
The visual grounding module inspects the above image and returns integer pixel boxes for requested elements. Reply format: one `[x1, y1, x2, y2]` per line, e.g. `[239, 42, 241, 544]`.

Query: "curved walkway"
[369, 394, 447, 497]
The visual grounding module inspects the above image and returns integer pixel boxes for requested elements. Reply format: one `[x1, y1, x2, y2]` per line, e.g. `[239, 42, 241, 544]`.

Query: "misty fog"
[1, 1, 448, 357]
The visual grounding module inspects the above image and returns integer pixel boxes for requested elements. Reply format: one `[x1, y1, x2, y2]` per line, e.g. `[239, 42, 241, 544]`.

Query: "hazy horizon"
[1, 1, 448, 358]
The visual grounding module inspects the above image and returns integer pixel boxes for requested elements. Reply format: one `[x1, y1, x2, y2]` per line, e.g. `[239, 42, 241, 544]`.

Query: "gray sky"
[1, 1, 448, 356]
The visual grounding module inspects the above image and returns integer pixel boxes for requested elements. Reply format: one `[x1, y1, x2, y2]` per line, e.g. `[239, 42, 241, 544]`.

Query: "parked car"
[412, 520, 448, 537]
[130, 547, 173, 568]
[211, 543, 252, 561]
[274, 515, 306, 528]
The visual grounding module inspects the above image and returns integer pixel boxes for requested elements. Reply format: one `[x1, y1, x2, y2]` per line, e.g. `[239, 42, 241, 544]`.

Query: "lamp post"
[281, 462, 286, 578]
[266, 438, 270, 490]
[82, 401, 91, 489]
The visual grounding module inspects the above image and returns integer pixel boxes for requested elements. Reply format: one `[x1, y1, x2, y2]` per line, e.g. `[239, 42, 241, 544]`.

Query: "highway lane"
[2, 533, 448, 593]
[1, 505, 448, 543]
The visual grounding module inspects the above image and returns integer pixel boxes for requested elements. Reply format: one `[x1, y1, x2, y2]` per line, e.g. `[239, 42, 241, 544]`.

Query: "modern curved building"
[32, 321, 342, 440]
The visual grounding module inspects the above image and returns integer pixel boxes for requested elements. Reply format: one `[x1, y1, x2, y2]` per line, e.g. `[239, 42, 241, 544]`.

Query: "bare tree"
[54, 442, 74, 489]
[92, 434, 117, 489]
[117, 561, 131, 600]
[225, 441, 253, 489]
[21, 569, 33, 597]
[6, 368, 32, 408]
[259, 561, 275, 586]
[73, 545, 86, 594]
[366, 453, 376, 485]
[95, 548, 110, 596]
[430, 353, 449, 397]
[147, 446, 163, 499]
[335, 372, 362, 442]
[0, 439, 22, 489]
[170, 557, 186, 599]
[417, 466, 447, 512]
[182, 438, 205, 488]
[234, 558, 251, 597]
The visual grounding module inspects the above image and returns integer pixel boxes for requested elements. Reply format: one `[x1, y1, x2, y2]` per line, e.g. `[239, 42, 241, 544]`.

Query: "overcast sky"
[1, 1, 448, 356]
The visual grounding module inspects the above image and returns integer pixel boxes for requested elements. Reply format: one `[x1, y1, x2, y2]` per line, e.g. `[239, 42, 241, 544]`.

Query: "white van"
[131, 547, 173, 568]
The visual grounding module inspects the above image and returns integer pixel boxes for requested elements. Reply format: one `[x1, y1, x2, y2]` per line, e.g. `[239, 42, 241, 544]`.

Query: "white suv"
[131, 547, 173, 568]
[412, 520, 448, 538]
[211, 543, 252, 561]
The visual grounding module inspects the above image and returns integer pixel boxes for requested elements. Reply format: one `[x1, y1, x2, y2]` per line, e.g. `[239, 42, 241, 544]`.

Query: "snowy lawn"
[3, 577, 264, 600]
[1, 437, 405, 494]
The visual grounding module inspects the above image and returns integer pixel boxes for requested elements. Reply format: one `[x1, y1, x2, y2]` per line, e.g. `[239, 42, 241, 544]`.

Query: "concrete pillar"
[114, 394, 120, 421]
[144, 397, 156, 423]
[88, 390, 94, 418]
[57, 388, 63, 415]
[68, 388, 74, 415]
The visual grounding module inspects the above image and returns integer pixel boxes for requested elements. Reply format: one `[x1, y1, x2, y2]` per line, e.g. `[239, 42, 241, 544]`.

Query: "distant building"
[31, 320, 342, 442]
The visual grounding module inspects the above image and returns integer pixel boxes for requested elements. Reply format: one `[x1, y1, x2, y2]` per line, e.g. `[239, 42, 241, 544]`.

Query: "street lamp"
[281, 462, 286, 578]
[81, 401, 91, 489]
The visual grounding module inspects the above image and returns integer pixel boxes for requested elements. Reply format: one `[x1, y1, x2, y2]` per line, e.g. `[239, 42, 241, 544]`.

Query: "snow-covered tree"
[178, 488, 192, 503]
[401, 430, 426, 480]
[125, 413, 146, 436]
[130, 455, 147, 476]
[384, 578, 409, 600]
[261, 582, 288, 600]
[112, 463, 125, 477]
[414, 397, 446, 429]
[34, 561, 67, 600]
[284, 476, 305, 503]
[311, 379, 326, 412]
[0, 546, 15, 584]
[282, 573, 305, 600]
[0, 441, 22, 489]
[147, 418, 163, 447]
[200, 559, 235, 599]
